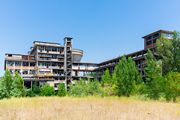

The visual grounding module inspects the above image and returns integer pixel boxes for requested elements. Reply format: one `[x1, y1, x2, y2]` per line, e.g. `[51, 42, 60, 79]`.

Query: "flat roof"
[33, 41, 61, 45]
[142, 30, 173, 38]
[5, 53, 34, 56]
[99, 49, 146, 65]
[73, 62, 98, 65]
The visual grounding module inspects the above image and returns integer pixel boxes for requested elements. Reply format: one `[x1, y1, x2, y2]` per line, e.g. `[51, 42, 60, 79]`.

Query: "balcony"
[72, 66, 97, 71]
[5, 54, 35, 61]
[6, 66, 35, 70]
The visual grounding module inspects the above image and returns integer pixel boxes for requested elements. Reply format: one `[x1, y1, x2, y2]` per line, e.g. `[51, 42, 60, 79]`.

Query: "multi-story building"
[95, 30, 174, 79]
[4, 38, 98, 90]
[4, 30, 174, 89]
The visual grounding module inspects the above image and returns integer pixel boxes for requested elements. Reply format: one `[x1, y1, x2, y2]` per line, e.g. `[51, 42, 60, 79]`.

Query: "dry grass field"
[0, 97, 179, 120]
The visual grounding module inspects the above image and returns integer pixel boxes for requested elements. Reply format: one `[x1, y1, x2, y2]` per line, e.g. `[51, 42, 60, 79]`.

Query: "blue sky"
[0, 0, 180, 76]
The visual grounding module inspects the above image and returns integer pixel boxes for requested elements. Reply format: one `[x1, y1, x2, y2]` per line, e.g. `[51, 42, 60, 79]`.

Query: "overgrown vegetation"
[113, 56, 142, 97]
[57, 83, 66, 97]
[0, 71, 25, 99]
[40, 84, 55, 96]
[0, 31, 179, 102]
[68, 80, 104, 97]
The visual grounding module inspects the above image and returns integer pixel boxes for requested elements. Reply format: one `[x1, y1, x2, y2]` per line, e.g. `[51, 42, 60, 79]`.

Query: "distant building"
[4, 30, 174, 89]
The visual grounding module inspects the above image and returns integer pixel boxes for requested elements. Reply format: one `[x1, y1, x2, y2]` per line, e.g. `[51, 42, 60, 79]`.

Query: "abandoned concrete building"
[4, 30, 174, 89]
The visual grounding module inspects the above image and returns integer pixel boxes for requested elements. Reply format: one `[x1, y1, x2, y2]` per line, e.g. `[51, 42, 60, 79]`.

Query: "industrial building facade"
[4, 30, 174, 89]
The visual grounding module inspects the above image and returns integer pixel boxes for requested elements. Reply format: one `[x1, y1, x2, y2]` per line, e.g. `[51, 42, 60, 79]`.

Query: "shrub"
[26, 89, 35, 97]
[164, 72, 180, 102]
[40, 84, 55, 96]
[57, 83, 66, 97]
[145, 76, 164, 100]
[69, 80, 103, 97]
[32, 82, 41, 95]
[86, 80, 104, 96]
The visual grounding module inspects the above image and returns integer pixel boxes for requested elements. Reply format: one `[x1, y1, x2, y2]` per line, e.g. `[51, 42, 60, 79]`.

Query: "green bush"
[164, 72, 180, 102]
[87, 80, 104, 96]
[145, 76, 164, 100]
[57, 83, 66, 97]
[32, 82, 41, 95]
[69, 80, 103, 97]
[40, 84, 55, 96]
[131, 83, 146, 95]
[26, 89, 35, 97]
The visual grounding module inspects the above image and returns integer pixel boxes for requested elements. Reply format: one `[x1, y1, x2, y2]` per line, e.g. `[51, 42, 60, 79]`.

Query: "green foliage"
[172, 31, 180, 72]
[32, 82, 41, 95]
[10, 72, 26, 97]
[156, 31, 180, 75]
[164, 72, 180, 102]
[25, 82, 40, 97]
[156, 36, 173, 75]
[102, 69, 111, 85]
[101, 69, 116, 96]
[144, 50, 164, 99]
[145, 50, 162, 81]
[40, 84, 55, 96]
[113, 56, 142, 97]
[0, 70, 13, 99]
[57, 83, 66, 97]
[26, 89, 35, 97]
[69, 80, 103, 97]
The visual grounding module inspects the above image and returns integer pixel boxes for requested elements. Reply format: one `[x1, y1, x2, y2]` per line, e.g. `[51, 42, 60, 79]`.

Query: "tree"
[101, 69, 116, 96]
[144, 50, 164, 99]
[164, 72, 180, 102]
[114, 56, 141, 97]
[57, 83, 66, 97]
[10, 72, 26, 97]
[0, 70, 13, 99]
[172, 31, 180, 72]
[102, 69, 111, 86]
[156, 31, 180, 75]
[156, 36, 173, 75]
[40, 84, 55, 96]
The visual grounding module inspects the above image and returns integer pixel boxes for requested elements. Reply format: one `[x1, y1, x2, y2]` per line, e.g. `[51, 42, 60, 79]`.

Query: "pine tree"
[101, 68, 117, 96]
[144, 49, 164, 99]
[114, 56, 141, 97]
[102, 69, 111, 86]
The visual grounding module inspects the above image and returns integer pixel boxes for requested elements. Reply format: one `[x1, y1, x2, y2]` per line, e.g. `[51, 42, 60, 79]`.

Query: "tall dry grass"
[0, 96, 179, 120]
